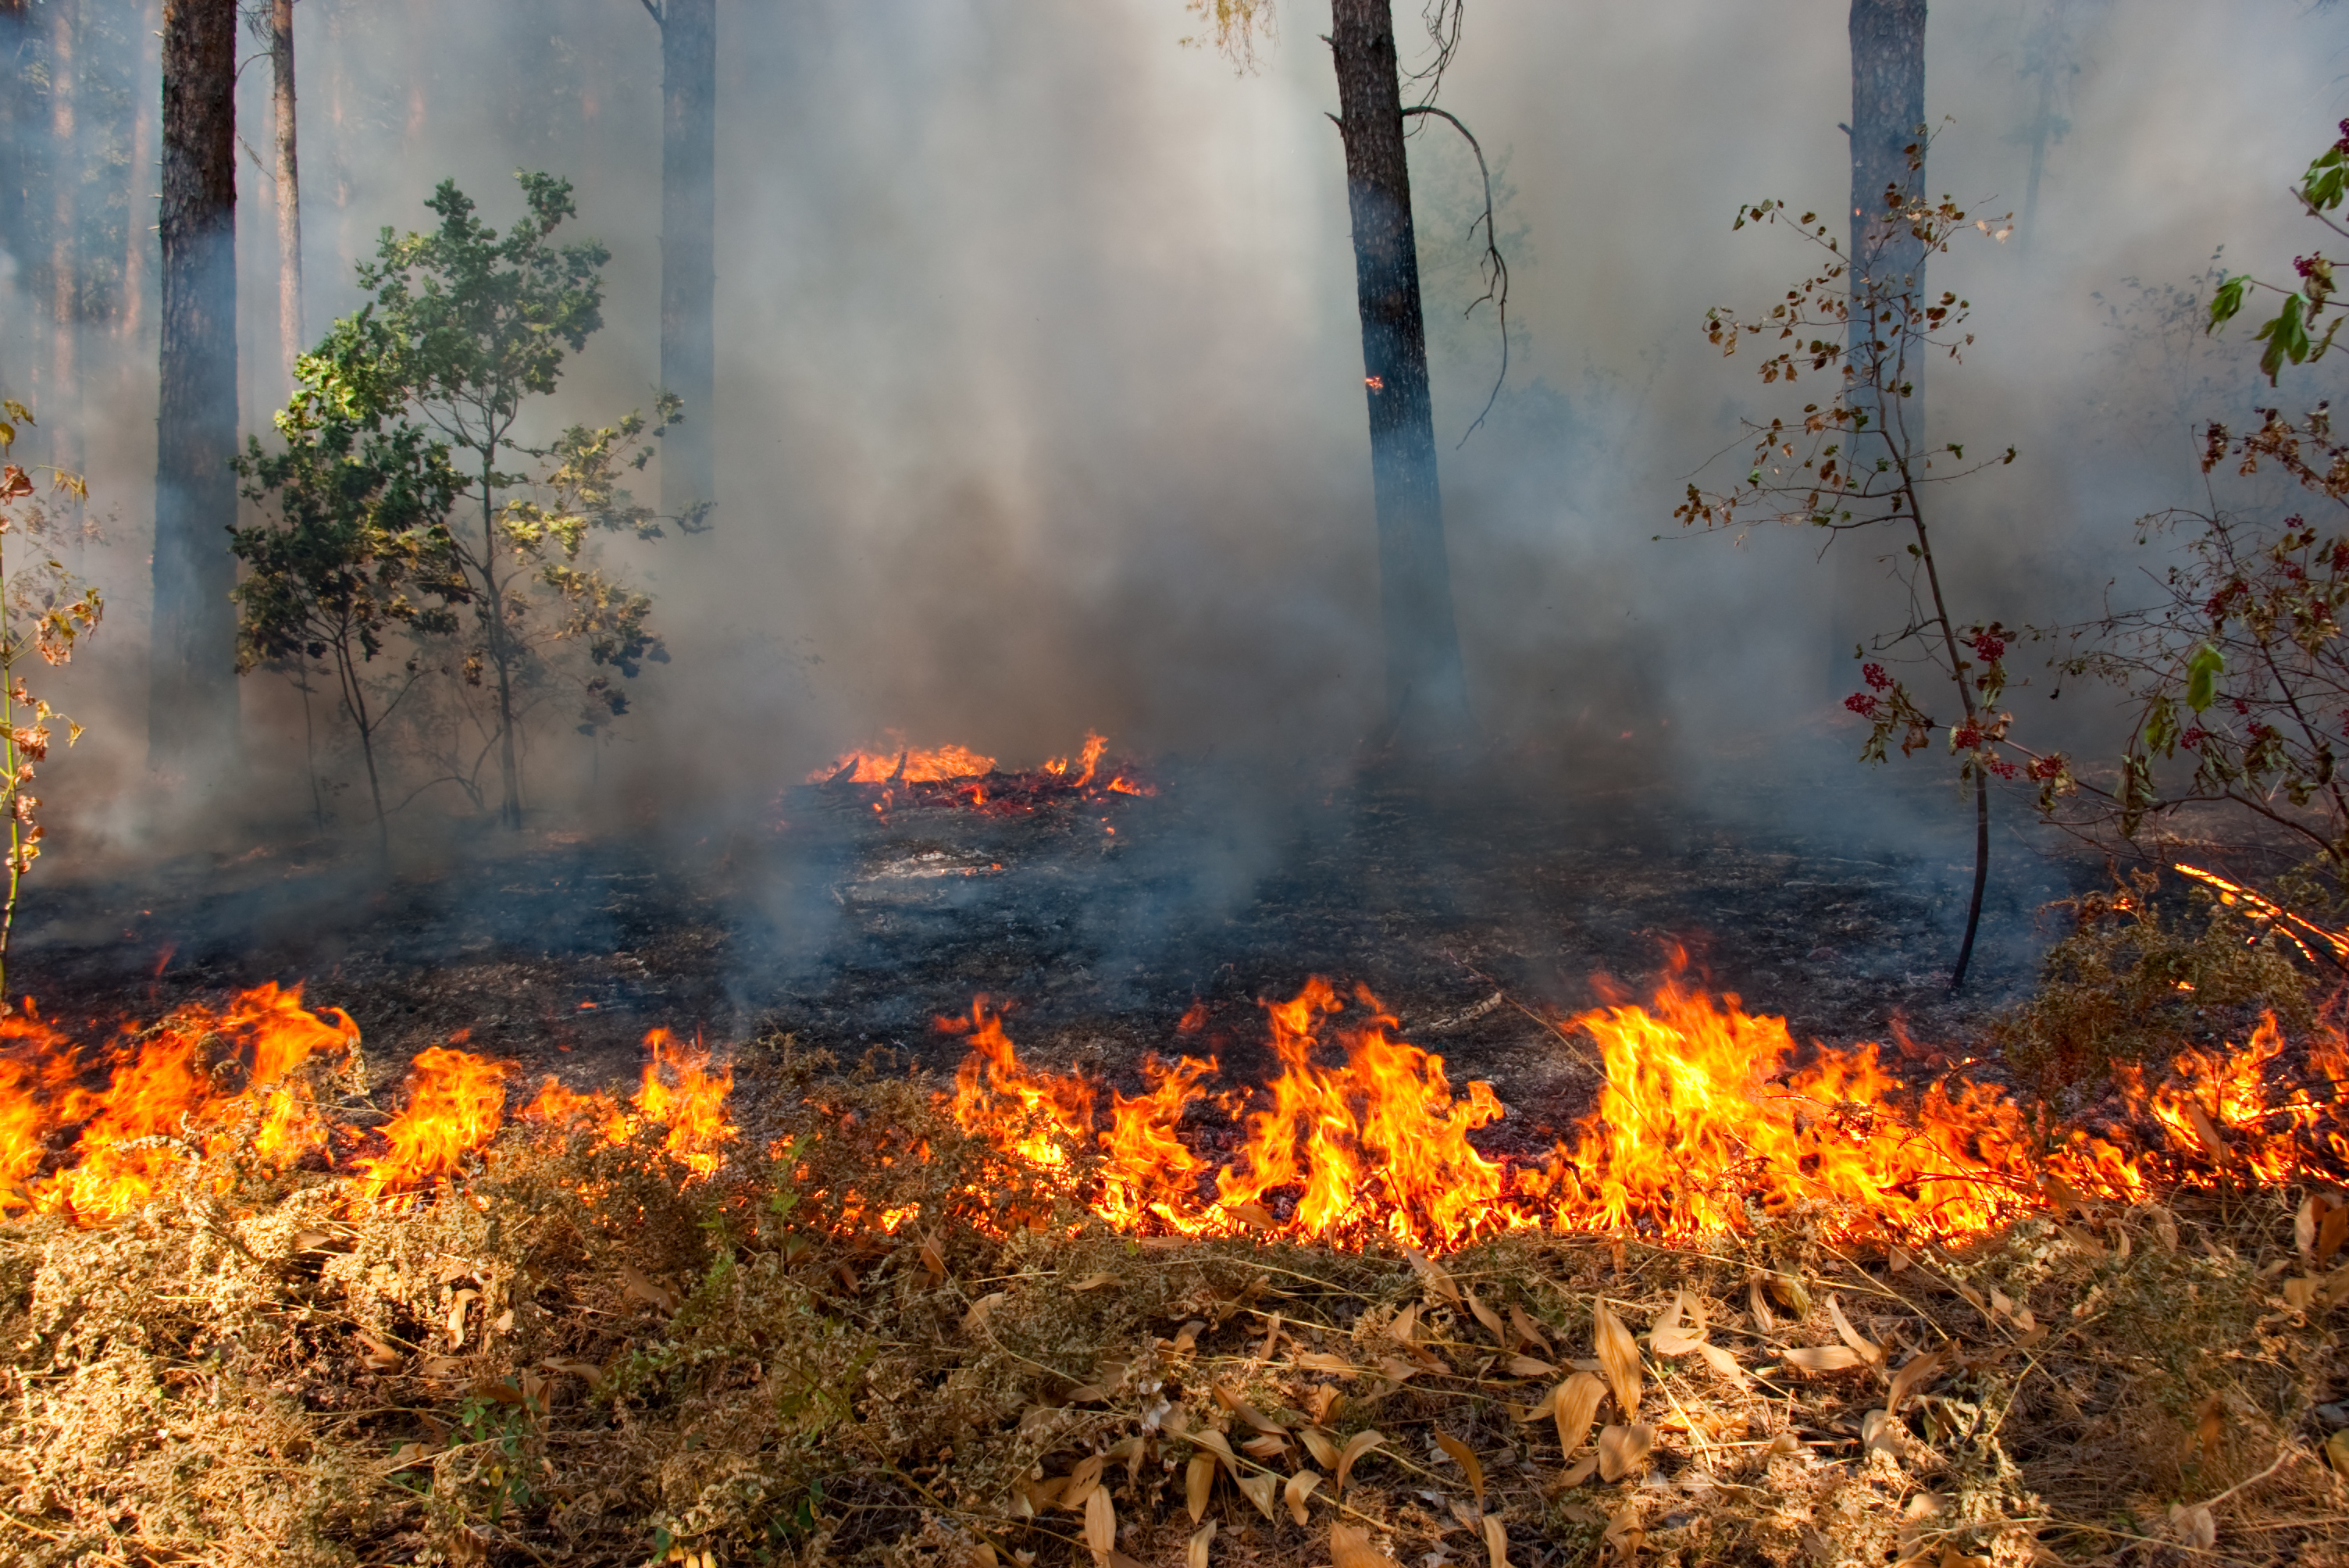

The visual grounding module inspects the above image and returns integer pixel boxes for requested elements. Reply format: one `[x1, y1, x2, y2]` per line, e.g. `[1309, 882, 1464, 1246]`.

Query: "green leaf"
[2185, 643, 2224, 712]
[2209, 273, 2251, 330]
[2256, 294, 2312, 383]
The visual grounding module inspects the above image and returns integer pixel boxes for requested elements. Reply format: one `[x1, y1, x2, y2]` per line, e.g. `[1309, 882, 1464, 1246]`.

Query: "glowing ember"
[810, 740, 998, 786]
[2173, 861, 2349, 965]
[803, 729, 1157, 813]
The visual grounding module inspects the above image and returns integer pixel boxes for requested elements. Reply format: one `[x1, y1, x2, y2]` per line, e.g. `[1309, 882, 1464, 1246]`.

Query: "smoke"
[7, 0, 2345, 868]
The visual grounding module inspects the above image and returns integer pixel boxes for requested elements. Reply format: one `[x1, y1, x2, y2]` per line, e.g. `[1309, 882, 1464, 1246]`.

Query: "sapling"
[1674, 165, 2019, 988]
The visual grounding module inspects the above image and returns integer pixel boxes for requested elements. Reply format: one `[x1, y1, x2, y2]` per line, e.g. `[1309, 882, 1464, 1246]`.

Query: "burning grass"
[3, 960, 2349, 1565]
[807, 732, 1157, 818]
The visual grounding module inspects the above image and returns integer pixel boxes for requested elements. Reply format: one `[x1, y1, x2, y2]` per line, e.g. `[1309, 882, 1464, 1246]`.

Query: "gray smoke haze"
[21, 0, 2349, 855]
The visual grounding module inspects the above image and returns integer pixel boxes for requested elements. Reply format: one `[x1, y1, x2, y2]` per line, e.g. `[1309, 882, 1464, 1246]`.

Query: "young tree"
[230, 360, 468, 854]
[1675, 186, 2017, 989]
[301, 173, 700, 827]
[0, 406, 101, 1011]
[151, 0, 240, 777]
[332, 174, 608, 829]
[640, 0, 716, 526]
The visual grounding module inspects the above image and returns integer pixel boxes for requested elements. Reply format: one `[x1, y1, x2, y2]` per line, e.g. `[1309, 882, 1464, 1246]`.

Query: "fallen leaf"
[1483, 1513, 1510, 1568]
[1241, 1432, 1290, 1460]
[1185, 1452, 1216, 1521]
[618, 1264, 679, 1315]
[2326, 1427, 2349, 1475]
[355, 1330, 404, 1373]
[1559, 1452, 1601, 1487]
[1299, 1425, 1341, 1470]
[1597, 1422, 1655, 1483]
[2183, 1098, 2230, 1164]
[1186, 1520, 1216, 1568]
[1069, 1273, 1121, 1292]
[1406, 1247, 1462, 1308]
[1695, 1342, 1749, 1388]
[918, 1235, 946, 1283]
[1827, 1294, 1884, 1367]
[1387, 1302, 1424, 1348]
[1768, 1274, 1813, 1316]
[1296, 1350, 1355, 1374]
[538, 1357, 604, 1388]
[2169, 1502, 2216, 1551]
[1859, 1409, 1898, 1456]
[1435, 1432, 1485, 1502]
[2297, 1194, 2319, 1256]
[1192, 1427, 1240, 1478]
[1746, 1275, 1777, 1332]
[1215, 1384, 1287, 1434]
[1507, 1354, 1559, 1380]
[1886, 1350, 1945, 1414]
[446, 1288, 478, 1348]
[1467, 1288, 1509, 1344]
[1235, 1470, 1278, 1520]
[387, 1441, 434, 1470]
[1284, 1468, 1322, 1525]
[1603, 1497, 1644, 1557]
[1171, 1320, 1207, 1355]
[2323, 1199, 2349, 1263]
[2194, 1392, 2223, 1466]
[1224, 1201, 1277, 1231]
[419, 1355, 467, 1381]
[1084, 1486, 1116, 1563]
[1375, 1355, 1425, 1385]
[1336, 1427, 1387, 1494]
[491, 1308, 514, 1337]
[1783, 1345, 1866, 1374]
[1592, 1303, 1641, 1420]
[1062, 1454, 1106, 1512]
[1552, 1371, 1607, 1458]
[1509, 1303, 1554, 1356]
[962, 1292, 1006, 1335]
[1330, 1522, 1402, 1568]
[1306, 1386, 1343, 1425]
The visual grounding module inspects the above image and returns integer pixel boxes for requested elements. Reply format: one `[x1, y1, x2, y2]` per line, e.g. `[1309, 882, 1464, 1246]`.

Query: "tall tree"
[48, 0, 80, 483]
[1328, 0, 1470, 747]
[270, 0, 301, 383]
[151, 0, 240, 775]
[643, 0, 715, 526]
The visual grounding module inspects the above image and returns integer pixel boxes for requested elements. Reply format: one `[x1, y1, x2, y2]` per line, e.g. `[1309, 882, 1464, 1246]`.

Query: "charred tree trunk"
[654, 0, 715, 524]
[151, 0, 239, 776]
[1328, 0, 1470, 750]
[272, 0, 301, 383]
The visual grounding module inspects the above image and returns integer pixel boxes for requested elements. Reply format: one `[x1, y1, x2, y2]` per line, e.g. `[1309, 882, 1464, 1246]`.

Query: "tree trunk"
[1328, 0, 1470, 750]
[1830, 0, 1927, 693]
[151, 0, 240, 777]
[657, 0, 715, 524]
[272, 0, 301, 384]
[47, 0, 80, 484]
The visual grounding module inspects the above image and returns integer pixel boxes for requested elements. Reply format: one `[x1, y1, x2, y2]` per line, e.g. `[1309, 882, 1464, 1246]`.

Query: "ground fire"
[805, 731, 1157, 815]
[5, 960, 2337, 1246]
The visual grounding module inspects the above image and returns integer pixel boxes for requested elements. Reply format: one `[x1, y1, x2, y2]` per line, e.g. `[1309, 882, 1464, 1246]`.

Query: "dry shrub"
[1994, 870, 2316, 1110]
[0, 1038, 2346, 1566]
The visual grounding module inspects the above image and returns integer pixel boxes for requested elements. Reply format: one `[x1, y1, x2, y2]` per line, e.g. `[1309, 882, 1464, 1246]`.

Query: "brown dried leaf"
[1299, 1425, 1341, 1470]
[1467, 1288, 1509, 1344]
[1336, 1427, 1387, 1494]
[1559, 1452, 1600, 1487]
[1331, 1522, 1402, 1568]
[619, 1264, 679, 1315]
[1069, 1273, 1121, 1293]
[1192, 1427, 1240, 1478]
[446, 1289, 478, 1348]
[1597, 1422, 1655, 1483]
[1552, 1371, 1607, 1457]
[1746, 1274, 1777, 1332]
[1185, 1452, 1216, 1522]
[2322, 1199, 2349, 1263]
[1215, 1384, 1287, 1434]
[1603, 1497, 1645, 1557]
[1509, 1303, 1554, 1356]
[918, 1235, 946, 1282]
[1240, 1432, 1290, 1460]
[1695, 1341, 1748, 1388]
[1482, 1514, 1510, 1568]
[1376, 1355, 1425, 1384]
[1295, 1350, 1355, 1374]
[1235, 1470, 1278, 1521]
[1284, 1469, 1322, 1525]
[355, 1330, 404, 1373]
[1224, 1201, 1276, 1231]
[1062, 1454, 1106, 1512]
[1859, 1408, 1898, 1456]
[419, 1355, 467, 1381]
[1406, 1247, 1463, 1308]
[2169, 1502, 2216, 1551]
[1186, 1520, 1217, 1568]
[1886, 1350, 1945, 1414]
[2194, 1392, 2224, 1466]
[1507, 1354, 1559, 1380]
[2183, 1098, 2230, 1162]
[1084, 1485, 1116, 1563]
[538, 1357, 604, 1388]
[1171, 1320, 1207, 1355]
[1592, 1302, 1641, 1420]
[1435, 1432, 1485, 1502]
[1783, 1345, 1866, 1374]
[1827, 1294, 1884, 1367]
[1387, 1301, 1424, 1348]
[1306, 1385, 1343, 1425]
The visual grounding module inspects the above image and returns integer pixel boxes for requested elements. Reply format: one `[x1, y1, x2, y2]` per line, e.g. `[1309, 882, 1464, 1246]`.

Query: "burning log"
[804, 729, 1157, 818]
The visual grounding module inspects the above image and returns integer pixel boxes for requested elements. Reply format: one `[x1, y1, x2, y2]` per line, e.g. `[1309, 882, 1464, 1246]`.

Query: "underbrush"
[1, 1039, 2346, 1568]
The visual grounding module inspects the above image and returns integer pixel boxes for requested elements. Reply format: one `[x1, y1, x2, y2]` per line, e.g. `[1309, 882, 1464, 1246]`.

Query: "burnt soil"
[16, 746, 2108, 1144]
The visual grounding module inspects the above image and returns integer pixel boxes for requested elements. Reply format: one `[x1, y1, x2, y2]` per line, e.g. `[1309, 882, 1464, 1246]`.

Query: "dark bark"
[272, 0, 301, 382]
[151, 0, 239, 775]
[655, 0, 715, 523]
[1328, 0, 1470, 749]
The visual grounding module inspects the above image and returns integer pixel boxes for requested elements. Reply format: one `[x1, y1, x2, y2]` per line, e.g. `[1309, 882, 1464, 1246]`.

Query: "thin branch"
[1401, 105, 1507, 446]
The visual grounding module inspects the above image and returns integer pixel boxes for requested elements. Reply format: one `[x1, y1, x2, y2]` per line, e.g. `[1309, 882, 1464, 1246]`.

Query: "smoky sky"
[25, 0, 2349, 844]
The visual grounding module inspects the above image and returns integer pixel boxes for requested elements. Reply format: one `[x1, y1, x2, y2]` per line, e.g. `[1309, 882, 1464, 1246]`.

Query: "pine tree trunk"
[151, 0, 240, 776]
[658, 0, 716, 524]
[272, 0, 301, 384]
[1328, 0, 1470, 750]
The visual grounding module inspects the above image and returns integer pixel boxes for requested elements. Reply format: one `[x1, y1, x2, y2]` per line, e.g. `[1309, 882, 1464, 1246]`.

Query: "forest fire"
[805, 729, 1156, 813]
[5, 963, 2337, 1250]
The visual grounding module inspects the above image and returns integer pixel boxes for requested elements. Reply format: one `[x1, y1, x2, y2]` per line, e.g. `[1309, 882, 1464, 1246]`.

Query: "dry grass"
[0, 1041, 2345, 1568]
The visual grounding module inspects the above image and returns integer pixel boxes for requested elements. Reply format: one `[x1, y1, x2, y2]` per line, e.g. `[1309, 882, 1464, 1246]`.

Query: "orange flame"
[809, 741, 998, 786]
[941, 968, 2347, 1249]
[351, 1045, 514, 1201]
